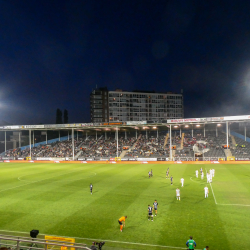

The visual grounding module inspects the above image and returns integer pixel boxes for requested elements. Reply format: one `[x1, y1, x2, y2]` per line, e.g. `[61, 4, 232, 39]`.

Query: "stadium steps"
[36, 149, 45, 156]
[179, 132, 185, 150]
[172, 149, 176, 158]
[163, 133, 169, 148]
[224, 148, 232, 157]
[119, 150, 128, 158]
[75, 150, 83, 159]
[123, 134, 142, 157]
[231, 135, 236, 148]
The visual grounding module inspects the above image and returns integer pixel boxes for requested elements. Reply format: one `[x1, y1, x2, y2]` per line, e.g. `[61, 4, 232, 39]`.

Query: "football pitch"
[0, 162, 250, 250]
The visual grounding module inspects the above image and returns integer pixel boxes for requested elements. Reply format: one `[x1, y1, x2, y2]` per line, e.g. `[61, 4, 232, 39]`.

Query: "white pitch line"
[206, 168, 250, 207]
[0, 229, 202, 250]
[209, 181, 217, 205]
[190, 177, 200, 183]
[217, 203, 250, 207]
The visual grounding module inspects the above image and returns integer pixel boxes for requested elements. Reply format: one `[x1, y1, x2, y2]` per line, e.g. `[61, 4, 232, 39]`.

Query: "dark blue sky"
[1, 0, 250, 125]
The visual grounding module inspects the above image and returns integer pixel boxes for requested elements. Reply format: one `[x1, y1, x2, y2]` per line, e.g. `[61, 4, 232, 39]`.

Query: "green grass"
[0, 162, 250, 250]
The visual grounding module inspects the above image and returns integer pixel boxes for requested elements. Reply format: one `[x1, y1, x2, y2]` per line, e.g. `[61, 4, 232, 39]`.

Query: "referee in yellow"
[118, 216, 127, 232]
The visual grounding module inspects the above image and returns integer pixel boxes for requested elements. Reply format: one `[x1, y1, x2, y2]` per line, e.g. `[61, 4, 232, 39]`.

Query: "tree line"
[56, 109, 68, 124]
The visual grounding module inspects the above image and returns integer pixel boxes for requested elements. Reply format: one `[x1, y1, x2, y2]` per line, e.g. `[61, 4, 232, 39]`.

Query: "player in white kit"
[206, 172, 210, 183]
[204, 186, 209, 198]
[212, 169, 215, 177]
[180, 177, 184, 187]
[195, 170, 198, 178]
[176, 188, 180, 201]
[201, 171, 204, 180]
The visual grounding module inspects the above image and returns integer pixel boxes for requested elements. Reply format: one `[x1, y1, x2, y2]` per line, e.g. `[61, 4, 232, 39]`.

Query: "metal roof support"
[5, 131, 6, 152]
[226, 121, 229, 148]
[116, 127, 119, 157]
[29, 129, 31, 158]
[72, 128, 74, 160]
[170, 124, 172, 161]
[33, 131, 35, 147]
[245, 124, 246, 141]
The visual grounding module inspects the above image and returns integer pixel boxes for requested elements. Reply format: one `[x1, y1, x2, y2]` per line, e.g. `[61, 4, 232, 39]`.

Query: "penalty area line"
[209, 182, 217, 205]
[0, 229, 200, 250]
[206, 169, 250, 207]
[206, 168, 217, 205]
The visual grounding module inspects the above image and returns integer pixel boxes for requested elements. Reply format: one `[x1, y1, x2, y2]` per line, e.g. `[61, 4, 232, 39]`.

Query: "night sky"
[1, 0, 250, 125]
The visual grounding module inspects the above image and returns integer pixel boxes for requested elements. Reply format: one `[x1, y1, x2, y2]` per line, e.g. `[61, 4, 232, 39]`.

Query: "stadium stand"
[3, 129, 250, 161]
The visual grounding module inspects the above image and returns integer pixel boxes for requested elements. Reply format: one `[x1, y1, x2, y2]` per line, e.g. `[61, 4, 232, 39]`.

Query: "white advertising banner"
[127, 121, 147, 125]
[137, 158, 157, 161]
[37, 157, 66, 161]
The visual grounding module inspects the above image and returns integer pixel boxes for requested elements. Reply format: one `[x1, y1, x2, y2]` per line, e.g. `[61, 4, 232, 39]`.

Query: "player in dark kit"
[153, 200, 158, 216]
[90, 183, 93, 195]
[170, 175, 173, 185]
[148, 205, 153, 221]
[166, 168, 169, 179]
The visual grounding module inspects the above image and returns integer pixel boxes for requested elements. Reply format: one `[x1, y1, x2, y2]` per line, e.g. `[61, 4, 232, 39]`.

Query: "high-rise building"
[90, 88, 183, 122]
[90, 87, 109, 122]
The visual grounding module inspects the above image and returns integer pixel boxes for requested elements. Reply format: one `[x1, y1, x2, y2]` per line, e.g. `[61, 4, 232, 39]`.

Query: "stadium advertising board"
[45, 235, 75, 250]
[23, 125, 45, 128]
[236, 157, 250, 160]
[81, 123, 93, 126]
[36, 157, 66, 161]
[126, 121, 147, 125]
[4, 125, 22, 129]
[102, 122, 124, 126]
[157, 158, 167, 161]
[167, 118, 201, 123]
[45, 124, 59, 128]
[168, 115, 250, 124]
[223, 115, 250, 121]
[137, 158, 157, 161]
